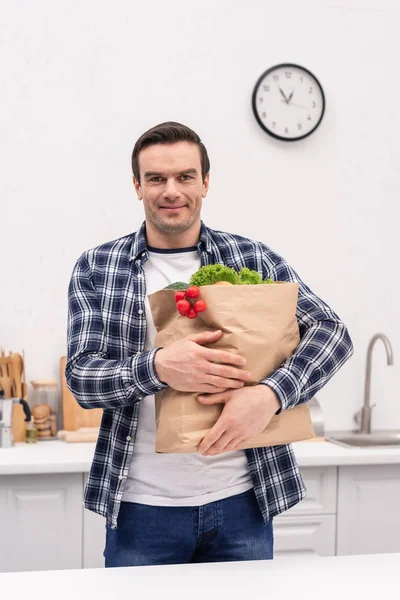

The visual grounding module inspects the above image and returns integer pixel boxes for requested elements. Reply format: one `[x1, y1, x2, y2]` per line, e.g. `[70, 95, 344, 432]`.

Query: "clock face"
[252, 64, 325, 141]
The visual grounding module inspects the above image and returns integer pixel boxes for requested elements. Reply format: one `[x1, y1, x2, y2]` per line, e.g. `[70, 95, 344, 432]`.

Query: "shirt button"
[118, 475, 126, 480]
[126, 436, 131, 441]
[138, 309, 143, 315]
[137, 274, 143, 279]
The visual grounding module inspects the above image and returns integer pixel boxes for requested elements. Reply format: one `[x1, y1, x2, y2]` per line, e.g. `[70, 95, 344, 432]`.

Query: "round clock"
[252, 63, 325, 141]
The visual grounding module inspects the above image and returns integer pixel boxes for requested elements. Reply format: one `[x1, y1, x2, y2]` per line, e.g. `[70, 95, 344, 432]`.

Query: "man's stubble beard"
[145, 203, 201, 234]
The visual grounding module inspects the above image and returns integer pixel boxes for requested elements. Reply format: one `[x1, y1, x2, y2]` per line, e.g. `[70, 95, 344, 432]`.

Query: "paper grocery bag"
[148, 283, 315, 453]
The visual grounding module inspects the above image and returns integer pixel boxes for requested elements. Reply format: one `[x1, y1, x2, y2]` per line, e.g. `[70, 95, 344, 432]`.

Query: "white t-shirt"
[122, 246, 253, 506]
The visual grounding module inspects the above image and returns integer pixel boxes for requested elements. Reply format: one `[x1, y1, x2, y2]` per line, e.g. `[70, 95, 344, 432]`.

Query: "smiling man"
[66, 121, 353, 567]
[133, 140, 209, 245]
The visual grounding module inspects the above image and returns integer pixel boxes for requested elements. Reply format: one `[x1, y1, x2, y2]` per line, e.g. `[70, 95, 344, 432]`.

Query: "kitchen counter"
[1, 437, 400, 474]
[0, 553, 399, 599]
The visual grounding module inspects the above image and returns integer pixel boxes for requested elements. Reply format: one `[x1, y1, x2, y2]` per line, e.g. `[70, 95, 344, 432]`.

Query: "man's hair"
[131, 121, 210, 183]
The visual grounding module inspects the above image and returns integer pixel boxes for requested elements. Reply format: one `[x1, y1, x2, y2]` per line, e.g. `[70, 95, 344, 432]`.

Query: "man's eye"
[180, 175, 192, 181]
[150, 177, 163, 182]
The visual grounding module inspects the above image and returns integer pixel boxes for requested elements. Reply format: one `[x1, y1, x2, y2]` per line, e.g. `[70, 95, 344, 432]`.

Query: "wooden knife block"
[60, 356, 102, 431]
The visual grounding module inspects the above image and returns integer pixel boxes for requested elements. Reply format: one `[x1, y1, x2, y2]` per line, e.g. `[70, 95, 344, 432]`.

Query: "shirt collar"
[129, 220, 213, 262]
[129, 222, 148, 262]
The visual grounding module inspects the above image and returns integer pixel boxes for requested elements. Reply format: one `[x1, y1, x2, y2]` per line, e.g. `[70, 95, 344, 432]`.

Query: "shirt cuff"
[131, 348, 168, 398]
[260, 366, 302, 413]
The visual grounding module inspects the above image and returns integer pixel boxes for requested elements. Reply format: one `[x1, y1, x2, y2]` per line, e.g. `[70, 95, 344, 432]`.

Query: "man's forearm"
[66, 349, 168, 410]
[261, 319, 353, 412]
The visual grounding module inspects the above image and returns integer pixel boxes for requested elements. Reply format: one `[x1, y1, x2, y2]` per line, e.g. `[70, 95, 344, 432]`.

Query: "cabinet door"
[283, 466, 337, 516]
[82, 474, 106, 569]
[337, 465, 400, 555]
[274, 515, 336, 557]
[0, 473, 82, 573]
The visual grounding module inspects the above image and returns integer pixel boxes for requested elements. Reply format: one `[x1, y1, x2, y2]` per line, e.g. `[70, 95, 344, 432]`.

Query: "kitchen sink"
[327, 431, 400, 448]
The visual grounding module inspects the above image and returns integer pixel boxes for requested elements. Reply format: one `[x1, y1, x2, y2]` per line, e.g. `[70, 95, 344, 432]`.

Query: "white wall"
[2, 0, 399, 432]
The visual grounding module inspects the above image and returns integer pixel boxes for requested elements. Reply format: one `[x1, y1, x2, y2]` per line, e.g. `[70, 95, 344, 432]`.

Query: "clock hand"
[278, 87, 289, 103]
[288, 89, 295, 103]
[280, 100, 310, 110]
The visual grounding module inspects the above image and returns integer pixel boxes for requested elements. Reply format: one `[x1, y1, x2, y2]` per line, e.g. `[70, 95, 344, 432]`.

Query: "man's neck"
[145, 221, 201, 249]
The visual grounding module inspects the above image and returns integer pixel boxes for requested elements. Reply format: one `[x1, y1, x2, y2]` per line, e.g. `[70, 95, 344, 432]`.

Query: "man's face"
[133, 141, 209, 244]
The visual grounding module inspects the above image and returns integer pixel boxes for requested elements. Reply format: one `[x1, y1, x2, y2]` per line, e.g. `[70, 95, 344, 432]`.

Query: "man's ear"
[202, 172, 210, 198]
[133, 175, 143, 200]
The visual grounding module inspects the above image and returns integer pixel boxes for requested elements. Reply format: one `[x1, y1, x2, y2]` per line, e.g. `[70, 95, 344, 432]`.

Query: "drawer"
[281, 466, 337, 516]
[274, 514, 336, 557]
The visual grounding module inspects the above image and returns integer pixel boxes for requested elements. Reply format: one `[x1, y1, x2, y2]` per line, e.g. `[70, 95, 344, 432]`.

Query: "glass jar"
[30, 379, 61, 440]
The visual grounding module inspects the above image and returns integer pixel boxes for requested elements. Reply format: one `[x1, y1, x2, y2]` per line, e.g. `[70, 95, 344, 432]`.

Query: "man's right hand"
[154, 330, 251, 394]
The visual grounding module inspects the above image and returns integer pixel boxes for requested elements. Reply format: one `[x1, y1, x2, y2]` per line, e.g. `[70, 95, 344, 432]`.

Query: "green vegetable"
[163, 282, 190, 290]
[164, 267, 275, 290]
[189, 265, 241, 286]
[238, 267, 263, 285]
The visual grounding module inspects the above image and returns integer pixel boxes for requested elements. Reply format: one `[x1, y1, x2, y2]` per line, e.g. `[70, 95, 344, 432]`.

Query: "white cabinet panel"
[274, 515, 336, 557]
[0, 485, 7, 571]
[82, 474, 106, 569]
[337, 465, 400, 556]
[282, 466, 337, 516]
[0, 473, 82, 573]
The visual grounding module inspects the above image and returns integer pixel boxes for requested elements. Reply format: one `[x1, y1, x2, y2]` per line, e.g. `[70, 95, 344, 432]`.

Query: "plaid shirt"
[66, 221, 353, 530]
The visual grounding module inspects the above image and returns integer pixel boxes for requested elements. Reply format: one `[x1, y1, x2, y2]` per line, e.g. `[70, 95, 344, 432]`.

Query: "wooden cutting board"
[60, 356, 102, 431]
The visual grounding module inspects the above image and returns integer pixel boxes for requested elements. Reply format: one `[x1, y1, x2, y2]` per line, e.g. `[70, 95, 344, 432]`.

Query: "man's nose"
[162, 178, 180, 199]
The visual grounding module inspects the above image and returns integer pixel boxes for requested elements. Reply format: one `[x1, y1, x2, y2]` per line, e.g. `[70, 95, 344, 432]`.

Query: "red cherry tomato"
[186, 307, 198, 319]
[186, 286, 200, 299]
[176, 299, 190, 313]
[193, 299, 207, 313]
[174, 291, 187, 302]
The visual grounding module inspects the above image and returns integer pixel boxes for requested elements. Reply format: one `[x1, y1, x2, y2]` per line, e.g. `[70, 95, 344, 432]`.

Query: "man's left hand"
[196, 385, 281, 456]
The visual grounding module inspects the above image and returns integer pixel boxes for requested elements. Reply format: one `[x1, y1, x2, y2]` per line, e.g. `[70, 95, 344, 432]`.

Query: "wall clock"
[252, 63, 325, 141]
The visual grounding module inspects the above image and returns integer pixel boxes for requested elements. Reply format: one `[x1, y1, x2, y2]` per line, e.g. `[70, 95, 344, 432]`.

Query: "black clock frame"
[252, 63, 326, 142]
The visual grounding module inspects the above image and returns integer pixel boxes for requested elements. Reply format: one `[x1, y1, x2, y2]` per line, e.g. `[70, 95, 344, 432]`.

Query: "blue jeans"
[104, 488, 273, 567]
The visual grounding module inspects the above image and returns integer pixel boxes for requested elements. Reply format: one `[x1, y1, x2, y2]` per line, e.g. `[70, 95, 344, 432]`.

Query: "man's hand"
[197, 385, 281, 456]
[154, 329, 251, 394]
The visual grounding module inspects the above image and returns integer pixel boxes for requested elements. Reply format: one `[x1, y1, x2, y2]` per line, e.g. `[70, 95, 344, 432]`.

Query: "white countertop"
[1, 438, 400, 475]
[0, 553, 398, 599]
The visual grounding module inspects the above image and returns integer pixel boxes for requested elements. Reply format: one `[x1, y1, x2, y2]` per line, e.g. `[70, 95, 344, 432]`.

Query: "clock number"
[307, 114, 312, 121]
[298, 123, 302, 130]
[285, 72, 292, 79]
[259, 97, 264, 103]
[312, 101, 316, 108]
[309, 86, 313, 94]
[300, 76, 303, 83]
[285, 127, 289, 134]
[262, 112, 267, 118]
[272, 122, 276, 129]
[263, 85, 271, 92]
[273, 74, 279, 82]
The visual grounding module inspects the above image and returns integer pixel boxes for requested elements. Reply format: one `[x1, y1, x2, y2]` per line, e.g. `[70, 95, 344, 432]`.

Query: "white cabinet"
[82, 474, 106, 569]
[336, 464, 400, 556]
[274, 467, 337, 557]
[274, 515, 336, 557]
[0, 473, 82, 573]
[1, 461, 400, 572]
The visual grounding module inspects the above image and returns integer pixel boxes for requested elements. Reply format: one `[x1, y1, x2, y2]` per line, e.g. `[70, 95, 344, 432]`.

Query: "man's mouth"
[160, 205, 186, 211]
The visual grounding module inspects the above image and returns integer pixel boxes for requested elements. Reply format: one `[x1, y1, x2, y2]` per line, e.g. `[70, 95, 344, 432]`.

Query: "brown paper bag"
[148, 283, 315, 453]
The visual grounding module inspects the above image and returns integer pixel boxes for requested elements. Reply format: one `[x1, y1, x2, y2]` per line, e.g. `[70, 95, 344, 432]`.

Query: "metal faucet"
[355, 333, 394, 434]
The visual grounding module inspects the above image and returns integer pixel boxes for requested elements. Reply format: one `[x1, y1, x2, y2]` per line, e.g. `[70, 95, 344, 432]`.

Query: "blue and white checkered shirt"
[66, 221, 353, 530]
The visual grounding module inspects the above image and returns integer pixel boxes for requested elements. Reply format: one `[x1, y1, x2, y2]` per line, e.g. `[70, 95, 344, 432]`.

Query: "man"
[66, 121, 353, 567]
